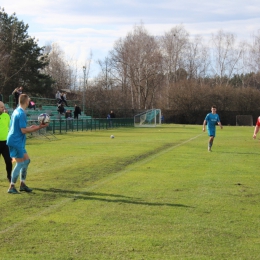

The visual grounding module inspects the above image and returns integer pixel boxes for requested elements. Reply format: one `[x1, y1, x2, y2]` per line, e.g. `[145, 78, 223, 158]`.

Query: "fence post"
[52, 120, 55, 134]
[59, 119, 62, 133]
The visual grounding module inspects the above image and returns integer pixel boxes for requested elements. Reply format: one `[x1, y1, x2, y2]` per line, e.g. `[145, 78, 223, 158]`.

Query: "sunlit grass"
[0, 125, 259, 259]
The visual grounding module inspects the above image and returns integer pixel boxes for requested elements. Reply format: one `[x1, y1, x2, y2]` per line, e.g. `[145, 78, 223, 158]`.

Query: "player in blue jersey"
[7, 94, 48, 194]
[202, 105, 223, 152]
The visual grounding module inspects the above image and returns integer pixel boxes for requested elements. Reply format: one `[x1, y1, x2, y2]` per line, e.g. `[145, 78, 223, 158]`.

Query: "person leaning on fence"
[253, 116, 260, 139]
[161, 113, 165, 124]
[7, 94, 48, 194]
[109, 110, 115, 127]
[0, 101, 12, 182]
[107, 113, 111, 126]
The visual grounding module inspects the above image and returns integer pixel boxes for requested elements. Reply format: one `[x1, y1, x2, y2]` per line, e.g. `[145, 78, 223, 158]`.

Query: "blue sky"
[1, 0, 260, 77]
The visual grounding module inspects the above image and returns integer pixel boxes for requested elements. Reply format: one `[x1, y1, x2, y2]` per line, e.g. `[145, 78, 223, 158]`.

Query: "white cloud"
[1, 0, 260, 77]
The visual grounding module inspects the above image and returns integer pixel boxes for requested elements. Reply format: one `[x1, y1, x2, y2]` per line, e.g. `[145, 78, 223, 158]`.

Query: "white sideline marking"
[0, 133, 203, 234]
[88, 133, 204, 191]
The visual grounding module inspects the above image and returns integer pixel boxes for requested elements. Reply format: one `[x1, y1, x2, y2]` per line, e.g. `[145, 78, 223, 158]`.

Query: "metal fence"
[28, 118, 134, 134]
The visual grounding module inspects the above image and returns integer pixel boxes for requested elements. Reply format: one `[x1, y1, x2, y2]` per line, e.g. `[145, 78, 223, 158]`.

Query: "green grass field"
[0, 125, 260, 260]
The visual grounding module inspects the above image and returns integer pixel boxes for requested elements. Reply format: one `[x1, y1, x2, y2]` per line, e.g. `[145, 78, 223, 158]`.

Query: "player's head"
[211, 105, 217, 113]
[19, 94, 30, 107]
[0, 101, 4, 114]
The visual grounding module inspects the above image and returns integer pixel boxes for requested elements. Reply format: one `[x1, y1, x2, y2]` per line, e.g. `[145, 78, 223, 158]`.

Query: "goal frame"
[236, 115, 253, 126]
[134, 109, 161, 127]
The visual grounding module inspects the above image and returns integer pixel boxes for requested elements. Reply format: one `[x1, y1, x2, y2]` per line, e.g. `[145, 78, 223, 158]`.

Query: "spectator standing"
[110, 110, 115, 127]
[74, 104, 81, 119]
[107, 113, 111, 127]
[55, 91, 61, 103]
[0, 101, 12, 182]
[12, 86, 23, 107]
[161, 113, 165, 124]
[63, 92, 67, 103]
[110, 110, 115, 119]
[57, 103, 65, 114]
[7, 94, 48, 193]
[59, 93, 68, 106]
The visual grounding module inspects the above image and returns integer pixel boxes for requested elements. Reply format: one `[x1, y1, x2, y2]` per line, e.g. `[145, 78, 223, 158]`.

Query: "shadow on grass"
[34, 188, 192, 208]
[216, 151, 260, 155]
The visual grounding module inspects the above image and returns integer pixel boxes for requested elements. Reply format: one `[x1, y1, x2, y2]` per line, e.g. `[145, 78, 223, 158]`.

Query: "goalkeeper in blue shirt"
[203, 105, 223, 152]
[7, 94, 48, 194]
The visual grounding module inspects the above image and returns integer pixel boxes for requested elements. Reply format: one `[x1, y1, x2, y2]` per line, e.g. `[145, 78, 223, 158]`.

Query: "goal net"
[134, 109, 161, 127]
[236, 115, 253, 126]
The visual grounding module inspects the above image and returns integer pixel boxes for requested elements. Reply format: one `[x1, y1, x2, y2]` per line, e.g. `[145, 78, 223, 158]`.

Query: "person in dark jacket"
[109, 111, 115, 127]
[57, 103, 65, 114]
[12, 87, 23, 107]
[74, 104, 81, 119]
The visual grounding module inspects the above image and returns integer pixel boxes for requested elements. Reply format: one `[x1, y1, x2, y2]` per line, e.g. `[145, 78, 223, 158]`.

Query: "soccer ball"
[110, 135, 114, 139]
[38, 113, 50, 124]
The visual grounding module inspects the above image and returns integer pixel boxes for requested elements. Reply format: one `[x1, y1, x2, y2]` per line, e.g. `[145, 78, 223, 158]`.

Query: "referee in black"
[0, 101, 12, 182]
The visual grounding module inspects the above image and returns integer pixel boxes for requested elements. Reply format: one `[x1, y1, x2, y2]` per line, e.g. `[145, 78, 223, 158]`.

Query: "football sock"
[20, 159, 30, 182]
[11, 162, 24, 184]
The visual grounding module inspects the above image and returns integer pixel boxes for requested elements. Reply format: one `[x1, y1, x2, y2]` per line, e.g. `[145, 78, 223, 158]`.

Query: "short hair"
[19, 94, 29, 105]
[212, 105, 216, 109]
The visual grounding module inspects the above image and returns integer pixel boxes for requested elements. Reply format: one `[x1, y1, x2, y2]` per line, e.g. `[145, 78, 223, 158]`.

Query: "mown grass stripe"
[0, 133, 203, 235]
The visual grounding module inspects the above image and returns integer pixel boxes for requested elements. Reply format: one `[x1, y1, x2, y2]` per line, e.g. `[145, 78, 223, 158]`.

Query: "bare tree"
[248, 30, 260, 72]
[160, 25, 189, 107]
[109, 24, 163, 109]
[186, 35, 210, 83]
[246, 30, 260, 86]
[83, 51, 92, 112]
[109, 38, 132, 107]
[42, 43, 74, 91]
[210, 30, 245, 86]
[97, 57, 115, 90]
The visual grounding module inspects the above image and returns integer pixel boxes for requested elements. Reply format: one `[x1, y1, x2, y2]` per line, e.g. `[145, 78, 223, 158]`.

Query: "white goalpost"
[236, 115, 253, 126]
[134, 109, 161, 127]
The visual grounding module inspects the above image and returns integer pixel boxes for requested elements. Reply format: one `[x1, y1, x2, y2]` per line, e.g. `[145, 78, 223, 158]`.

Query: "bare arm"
[12, 88, 18, 95]
[202, 120, 206, 132]
[21, 123, 48, 134]
[253, 125, 259, 139]
[218, 122, 223, 129]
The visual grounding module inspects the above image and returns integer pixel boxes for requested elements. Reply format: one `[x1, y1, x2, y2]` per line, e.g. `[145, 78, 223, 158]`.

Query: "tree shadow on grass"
[34, 188, 192, 208]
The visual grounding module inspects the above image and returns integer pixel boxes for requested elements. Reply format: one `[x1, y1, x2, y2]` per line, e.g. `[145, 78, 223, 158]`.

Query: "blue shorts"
[207, 129, 216, 137]
[8, 146, 27, 159]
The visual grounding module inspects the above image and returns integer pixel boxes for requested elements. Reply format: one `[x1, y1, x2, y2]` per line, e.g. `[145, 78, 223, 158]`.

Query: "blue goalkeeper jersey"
[7, 107, 27, 148]
[205, 113, 220, 131]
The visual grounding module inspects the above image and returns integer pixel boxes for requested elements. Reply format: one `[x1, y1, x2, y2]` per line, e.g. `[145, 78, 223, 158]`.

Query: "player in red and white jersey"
[253, 116, 260, 139]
